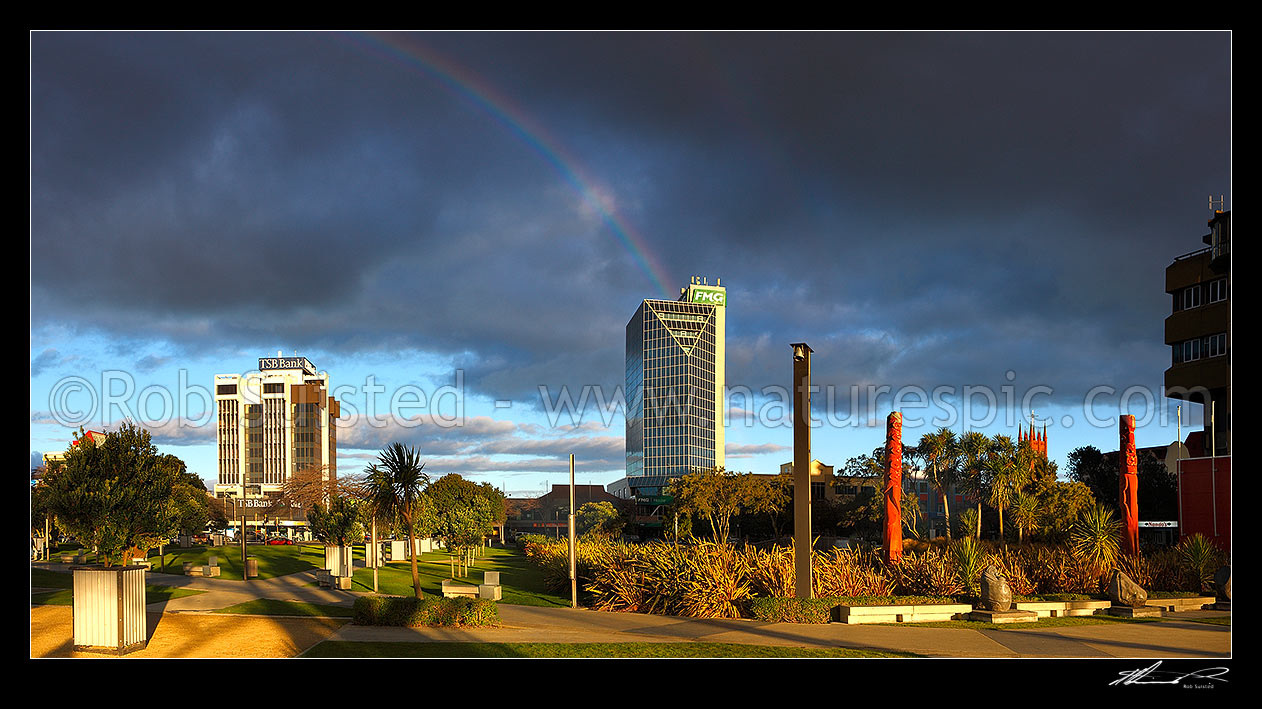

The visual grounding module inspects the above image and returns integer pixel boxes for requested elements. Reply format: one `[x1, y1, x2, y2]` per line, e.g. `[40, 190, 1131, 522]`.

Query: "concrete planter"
[386, 540, 408, 561]
[71, 565, 148, 655]
[835, 603, 974, 625]
[324, 546, 353, 577]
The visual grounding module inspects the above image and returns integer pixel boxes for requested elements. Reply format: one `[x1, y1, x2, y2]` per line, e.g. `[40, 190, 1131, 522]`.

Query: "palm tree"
[362, 443, 430, 598]
[957, 431, 990, 539]
[915, 428, 960, 539]
[1011, 491, 1039, 544]
[984, 435, 1020, 546]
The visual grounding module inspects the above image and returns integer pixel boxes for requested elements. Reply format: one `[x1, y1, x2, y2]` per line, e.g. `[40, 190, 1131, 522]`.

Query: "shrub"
[1069, 505, 1120, 574]
[352, 595, 500, 627]
[1145, 547, 1190, 592]
[1177, 534, 1225, 593]
[890, 548, 963, 597]
[587, 544, 648, 613]
[747, 597, 838, 624]
[745, 543, 796, 598]
[1025, 544, 1104, 595]
[985, 547, 1036, 597]
[949, 537, 983, 596]
[813, 547, 892, 598]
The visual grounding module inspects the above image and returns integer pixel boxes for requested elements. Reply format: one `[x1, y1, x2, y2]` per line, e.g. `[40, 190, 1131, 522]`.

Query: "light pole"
[791, 342, 813, 599]
[569, 453, 577, 609]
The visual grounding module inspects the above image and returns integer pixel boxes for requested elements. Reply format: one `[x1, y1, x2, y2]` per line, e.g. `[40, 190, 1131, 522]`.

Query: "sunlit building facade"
[621, 278, 727, 528]
[213, 354, 339, 505]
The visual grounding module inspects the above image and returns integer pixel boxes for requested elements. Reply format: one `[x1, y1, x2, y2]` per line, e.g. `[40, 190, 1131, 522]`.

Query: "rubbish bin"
[245, 557, 258, 579]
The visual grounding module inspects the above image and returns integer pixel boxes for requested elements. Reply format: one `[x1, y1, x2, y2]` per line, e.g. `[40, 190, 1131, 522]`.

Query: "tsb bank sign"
[690, 287, 726, 307]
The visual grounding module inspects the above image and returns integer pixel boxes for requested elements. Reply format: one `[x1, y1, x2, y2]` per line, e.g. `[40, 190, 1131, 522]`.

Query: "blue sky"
[30, 31, 1231, 493]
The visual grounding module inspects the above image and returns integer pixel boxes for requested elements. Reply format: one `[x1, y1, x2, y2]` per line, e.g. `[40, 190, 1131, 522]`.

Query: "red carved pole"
[1119, 415, 1140, 556]
[883, 412, 903, 563]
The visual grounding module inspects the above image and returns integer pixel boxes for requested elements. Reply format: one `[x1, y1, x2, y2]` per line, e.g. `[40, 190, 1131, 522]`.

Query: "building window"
[1183, 338, 1201, 362]
[1181, 286, 1202, 310]
[1208, 278, 1228, 303]
[217, 384, 237, 395]
[263, 383, 284, 394]
[1204, 333, 1227, 358]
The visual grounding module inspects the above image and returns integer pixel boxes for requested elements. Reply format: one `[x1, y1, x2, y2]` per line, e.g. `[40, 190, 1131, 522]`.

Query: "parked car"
[265, 537, 295, 545]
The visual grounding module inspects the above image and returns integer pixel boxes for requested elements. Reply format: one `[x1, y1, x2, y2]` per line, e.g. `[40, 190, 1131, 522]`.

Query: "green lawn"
[31, 568, 205, 606]
[213, 599, 355, 618]
[1186, 616, 1231, 626]
[302, 641, 916, 658]
[145, 543, 345, 580]
[348, 546, 570, 607]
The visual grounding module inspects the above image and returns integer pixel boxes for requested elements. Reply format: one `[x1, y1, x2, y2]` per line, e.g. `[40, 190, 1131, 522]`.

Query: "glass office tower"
[625, 277, 726, 481]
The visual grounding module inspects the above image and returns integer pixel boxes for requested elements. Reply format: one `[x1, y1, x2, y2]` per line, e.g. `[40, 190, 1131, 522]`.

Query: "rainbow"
[337, 32, 674, 299]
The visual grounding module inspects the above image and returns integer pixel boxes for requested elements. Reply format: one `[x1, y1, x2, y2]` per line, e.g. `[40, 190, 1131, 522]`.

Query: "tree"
[915, 428, 960, 539]
[1066, 445, 1177, 520]
[984, 435, 1021, 545]
[576, 501, 625, 538]
[957, 431, 991, 539]
[744, 473, 790, 540]
[1028, 478, 1095, 542]
[667, 468, 763, 544]
[156, 454, 211, 538]
[1010, 491, 1039, 544]
[426, 474, 504, 569]
[306, 495, 364, 547]
[361, 443, 430, 598]
[42, 423, 182, 566]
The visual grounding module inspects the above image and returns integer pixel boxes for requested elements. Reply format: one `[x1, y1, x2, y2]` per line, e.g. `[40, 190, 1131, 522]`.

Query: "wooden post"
[1119, 415, 1140, 556]
[883, 412, 904, 563]
[791, 343, 813, 599]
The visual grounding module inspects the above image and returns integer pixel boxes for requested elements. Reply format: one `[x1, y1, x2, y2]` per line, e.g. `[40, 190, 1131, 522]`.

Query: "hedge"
[747, 597, 841, 624]
[353, 595, 500, 627]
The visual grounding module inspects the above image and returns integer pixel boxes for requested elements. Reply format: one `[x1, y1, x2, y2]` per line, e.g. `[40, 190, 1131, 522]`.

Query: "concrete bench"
[835, 603, 973, 625]
[316, 569, 333, 588]
[1146, 596, 1216, 612]
[1012, 600, 1111, 618]
[441, 579, 479, 599]
[478, 571, 502, 600]
[184, 565, 220, 577]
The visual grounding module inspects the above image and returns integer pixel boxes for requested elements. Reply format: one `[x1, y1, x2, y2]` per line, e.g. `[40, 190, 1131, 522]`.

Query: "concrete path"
[320, 603, 1230, 659]
[32, 562, 1231, 658]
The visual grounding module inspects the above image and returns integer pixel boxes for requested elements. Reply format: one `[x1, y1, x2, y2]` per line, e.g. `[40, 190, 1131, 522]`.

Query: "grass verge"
[869, 615, 1163, 630]
[302, 641, 917, 658]
[213, 599, 354, 618]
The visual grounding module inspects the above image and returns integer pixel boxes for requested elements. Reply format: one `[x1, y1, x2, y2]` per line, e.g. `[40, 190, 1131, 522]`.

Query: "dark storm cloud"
[31, 32, 1230, 410]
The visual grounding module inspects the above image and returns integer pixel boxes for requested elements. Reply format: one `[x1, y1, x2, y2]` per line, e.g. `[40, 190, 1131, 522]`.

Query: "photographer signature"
[1110, 661, 1228, 686]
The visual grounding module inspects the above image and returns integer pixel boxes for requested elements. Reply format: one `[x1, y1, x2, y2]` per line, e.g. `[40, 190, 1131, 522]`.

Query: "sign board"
[1138, 521, 1178, 528]
[258, 356, 316, 375]
[689, 287, 726, 307]
[237, 498, 277, 509]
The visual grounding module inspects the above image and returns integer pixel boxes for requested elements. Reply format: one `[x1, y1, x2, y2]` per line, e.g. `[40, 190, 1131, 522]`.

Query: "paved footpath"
[31, 563, 1231, 659]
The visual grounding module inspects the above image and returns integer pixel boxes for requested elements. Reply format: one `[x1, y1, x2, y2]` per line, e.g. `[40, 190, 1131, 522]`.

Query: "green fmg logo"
[691, 287, 726, 306]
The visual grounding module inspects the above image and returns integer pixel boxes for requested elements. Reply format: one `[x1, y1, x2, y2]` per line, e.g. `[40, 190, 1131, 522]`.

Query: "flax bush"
[813, 547, 892, 598]
[744, 543, 796, 598]
[1177, 534, 1225, 593]
[889, 548, 964, 597]
[984, 547, 1037, 597]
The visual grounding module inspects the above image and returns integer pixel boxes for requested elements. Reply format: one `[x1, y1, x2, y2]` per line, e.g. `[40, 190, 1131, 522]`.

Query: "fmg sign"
[690, 287, 726, 307]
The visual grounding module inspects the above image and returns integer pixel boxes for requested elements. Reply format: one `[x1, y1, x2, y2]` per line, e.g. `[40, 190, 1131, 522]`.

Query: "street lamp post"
[791, 342, 813, 599]
[569, 453, 577, 609]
